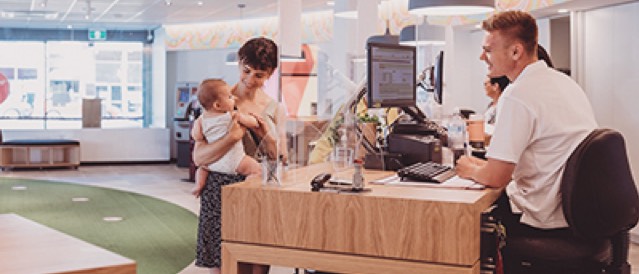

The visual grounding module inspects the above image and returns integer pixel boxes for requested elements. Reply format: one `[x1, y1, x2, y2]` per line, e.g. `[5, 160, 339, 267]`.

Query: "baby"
[191, 79, 261, 197]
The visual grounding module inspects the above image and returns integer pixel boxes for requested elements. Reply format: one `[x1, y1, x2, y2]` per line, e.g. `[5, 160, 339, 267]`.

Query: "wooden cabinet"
[0, 140, 80, 170]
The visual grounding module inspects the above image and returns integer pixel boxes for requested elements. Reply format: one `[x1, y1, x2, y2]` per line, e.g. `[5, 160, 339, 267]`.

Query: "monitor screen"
[433, 51, 444, 104]
[367, 42, 416, 108]
[178, 88, 190, 103]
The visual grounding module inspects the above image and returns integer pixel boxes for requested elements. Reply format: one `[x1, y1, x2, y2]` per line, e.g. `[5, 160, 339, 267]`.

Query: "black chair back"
[561, 128, 639, 239]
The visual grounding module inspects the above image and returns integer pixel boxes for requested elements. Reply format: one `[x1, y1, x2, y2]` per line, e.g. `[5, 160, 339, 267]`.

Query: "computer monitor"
[433, 51, 444, 104]
[366, 42, 416, 109]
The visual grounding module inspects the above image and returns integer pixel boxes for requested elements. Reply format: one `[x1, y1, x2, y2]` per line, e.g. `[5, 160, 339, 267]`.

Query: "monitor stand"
[401, 105, 428, 124]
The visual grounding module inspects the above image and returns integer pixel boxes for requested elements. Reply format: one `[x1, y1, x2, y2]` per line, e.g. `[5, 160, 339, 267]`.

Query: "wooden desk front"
[0, 214, 136, 274]
[221, 163, 501, 274]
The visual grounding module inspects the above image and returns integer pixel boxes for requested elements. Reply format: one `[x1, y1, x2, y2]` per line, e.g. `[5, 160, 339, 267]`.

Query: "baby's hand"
[191, 185, 203, 198]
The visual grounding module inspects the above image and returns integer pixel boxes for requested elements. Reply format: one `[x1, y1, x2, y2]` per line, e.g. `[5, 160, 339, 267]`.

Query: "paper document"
[371, 175, 485, 190]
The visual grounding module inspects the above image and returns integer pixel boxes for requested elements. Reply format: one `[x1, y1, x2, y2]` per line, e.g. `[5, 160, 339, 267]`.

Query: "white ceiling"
[0, 0, 331, 30]
[0, 0, 636, 30]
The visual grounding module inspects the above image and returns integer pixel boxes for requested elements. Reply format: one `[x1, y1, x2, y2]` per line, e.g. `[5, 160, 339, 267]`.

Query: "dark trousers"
[492, 193, 572, 273]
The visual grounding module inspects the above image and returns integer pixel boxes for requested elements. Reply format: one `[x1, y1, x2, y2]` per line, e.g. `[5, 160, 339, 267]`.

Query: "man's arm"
[192, 115, 246, 167]
[455, 155, 515, 188]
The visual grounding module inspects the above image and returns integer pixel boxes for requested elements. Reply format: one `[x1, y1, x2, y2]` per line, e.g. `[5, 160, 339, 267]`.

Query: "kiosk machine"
[174, 82, 199, 168]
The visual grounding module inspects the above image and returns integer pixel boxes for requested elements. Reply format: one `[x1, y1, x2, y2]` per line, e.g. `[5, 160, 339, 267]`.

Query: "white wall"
[578, 0, 639, 240]
[3, 128, 170, 162]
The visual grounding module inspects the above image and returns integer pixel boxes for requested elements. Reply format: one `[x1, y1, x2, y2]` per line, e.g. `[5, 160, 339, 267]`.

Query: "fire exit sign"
[88, 29, 107, 40]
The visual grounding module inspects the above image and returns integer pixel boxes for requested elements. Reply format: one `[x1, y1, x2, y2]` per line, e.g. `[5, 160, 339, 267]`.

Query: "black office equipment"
[363, 152, 404, 171]
[362, 41, 447, 170]
[503, 129, 639, 274]
[366, 42, 416, 109]
[433, 51, 444, 104]
[310, 173, 332, 192]
[397, 161, 456, 184]
[387, 133, 442, 165]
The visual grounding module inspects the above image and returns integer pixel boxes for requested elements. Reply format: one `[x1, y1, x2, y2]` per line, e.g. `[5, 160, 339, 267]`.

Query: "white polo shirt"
[486, 61, 597, 229]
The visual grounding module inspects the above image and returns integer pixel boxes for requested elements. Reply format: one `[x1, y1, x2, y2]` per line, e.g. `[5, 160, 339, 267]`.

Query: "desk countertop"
[222, 163, 502, 267]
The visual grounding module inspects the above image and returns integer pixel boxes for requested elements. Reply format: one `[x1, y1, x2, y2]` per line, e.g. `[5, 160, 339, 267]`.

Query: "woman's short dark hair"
[490, 76, 510, 93]
[237, 37, 278, 72]
[537, 44, 555, 68]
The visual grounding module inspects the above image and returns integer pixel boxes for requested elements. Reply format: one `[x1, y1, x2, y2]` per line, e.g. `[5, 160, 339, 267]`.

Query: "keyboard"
[397, 161, 456, 184]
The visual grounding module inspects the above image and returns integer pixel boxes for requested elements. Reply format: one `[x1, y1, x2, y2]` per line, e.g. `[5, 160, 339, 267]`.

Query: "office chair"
[503, 128, 639, 274]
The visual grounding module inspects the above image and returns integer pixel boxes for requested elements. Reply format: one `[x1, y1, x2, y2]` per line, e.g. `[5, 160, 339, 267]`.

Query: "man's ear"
[510, 43, 524, 61]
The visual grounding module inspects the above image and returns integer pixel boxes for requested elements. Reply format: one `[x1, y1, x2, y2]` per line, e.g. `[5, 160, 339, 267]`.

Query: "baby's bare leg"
[235, 156, 261, 176]
[191, 167, 209, 198]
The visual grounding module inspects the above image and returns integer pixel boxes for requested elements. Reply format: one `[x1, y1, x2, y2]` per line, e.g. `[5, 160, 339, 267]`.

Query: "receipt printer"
[387, 133, 442, 165]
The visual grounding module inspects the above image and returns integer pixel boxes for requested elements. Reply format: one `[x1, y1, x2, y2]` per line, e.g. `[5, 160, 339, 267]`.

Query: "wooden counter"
[0, 214, 136, 274]
[221, 163, 501, 274]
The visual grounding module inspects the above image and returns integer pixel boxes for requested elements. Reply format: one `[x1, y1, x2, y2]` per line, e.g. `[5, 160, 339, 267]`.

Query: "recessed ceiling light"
[165, 0, 172, 6]
[197, 1, 203, 6]
[558, 9, 569, 13]
[326, 1, 335, 6]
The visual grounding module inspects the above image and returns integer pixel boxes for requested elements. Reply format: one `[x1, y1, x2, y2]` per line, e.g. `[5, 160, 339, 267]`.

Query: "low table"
[0, 213, 136, 274]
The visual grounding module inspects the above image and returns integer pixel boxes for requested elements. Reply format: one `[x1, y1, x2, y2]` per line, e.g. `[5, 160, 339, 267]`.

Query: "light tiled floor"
[2, 163, 638, 274]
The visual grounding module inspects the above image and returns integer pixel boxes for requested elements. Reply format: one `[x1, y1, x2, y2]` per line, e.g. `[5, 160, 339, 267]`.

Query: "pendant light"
[408, 0, 494, 16]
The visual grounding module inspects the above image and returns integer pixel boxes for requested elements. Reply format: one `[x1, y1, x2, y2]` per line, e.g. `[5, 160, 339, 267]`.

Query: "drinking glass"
[330, 146, 353, 183]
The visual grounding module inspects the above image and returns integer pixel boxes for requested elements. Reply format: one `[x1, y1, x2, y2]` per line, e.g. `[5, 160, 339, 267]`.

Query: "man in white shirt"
[456, 10, 597, 235]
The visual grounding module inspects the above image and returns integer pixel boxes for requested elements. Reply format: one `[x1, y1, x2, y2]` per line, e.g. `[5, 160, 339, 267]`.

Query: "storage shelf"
[0, 143, 80, 170]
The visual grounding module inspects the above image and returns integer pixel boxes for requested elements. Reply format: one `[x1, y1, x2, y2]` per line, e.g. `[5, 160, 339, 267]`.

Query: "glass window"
[0, 41, 144, 129]
[0, 42, 45, 129]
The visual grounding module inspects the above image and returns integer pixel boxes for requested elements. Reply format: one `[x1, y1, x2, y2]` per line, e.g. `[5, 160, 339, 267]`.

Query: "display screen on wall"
[0, 68, 14, 79]
[18, 68, 37, 80]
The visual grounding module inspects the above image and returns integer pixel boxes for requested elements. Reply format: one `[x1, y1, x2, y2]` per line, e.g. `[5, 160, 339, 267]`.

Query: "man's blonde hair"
[197, 79, 227, 111]
[482, 10, 538, 56]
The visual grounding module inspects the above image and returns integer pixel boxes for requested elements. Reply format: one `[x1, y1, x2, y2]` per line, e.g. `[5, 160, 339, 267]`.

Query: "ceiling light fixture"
[40, 0, 47, 8]
[334, 0, 357, 19]
[85, 0, 91, 20]
[558, 9, 569, 13]
[165, 0, 172, 6]
[326, 1, 335, 7]
[197, 1, 203, 6]
[408, 0, 494, 16]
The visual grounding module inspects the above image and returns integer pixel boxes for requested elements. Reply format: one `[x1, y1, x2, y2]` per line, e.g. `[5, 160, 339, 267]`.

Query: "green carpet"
[0, 177, 198, 274]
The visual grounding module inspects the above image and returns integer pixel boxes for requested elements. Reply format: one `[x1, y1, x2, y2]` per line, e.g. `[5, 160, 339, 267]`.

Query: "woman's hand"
[228, 112, 247, 142]
[248, 113, 269, 139]
[249, 113, 279, 160]
[193, 114, 247, 166]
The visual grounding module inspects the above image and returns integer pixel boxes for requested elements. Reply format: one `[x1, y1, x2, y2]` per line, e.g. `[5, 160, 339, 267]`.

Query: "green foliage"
[358, 113, 381, 125]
